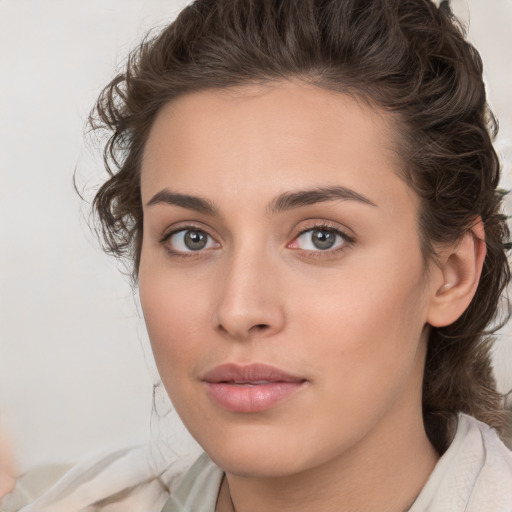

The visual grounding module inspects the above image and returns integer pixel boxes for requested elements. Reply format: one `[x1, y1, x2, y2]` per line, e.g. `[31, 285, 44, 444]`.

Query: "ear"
[427, 218, 487, 328]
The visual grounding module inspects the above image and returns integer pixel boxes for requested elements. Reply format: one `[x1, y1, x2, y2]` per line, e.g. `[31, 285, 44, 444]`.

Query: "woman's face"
[139, 81, 438, 477]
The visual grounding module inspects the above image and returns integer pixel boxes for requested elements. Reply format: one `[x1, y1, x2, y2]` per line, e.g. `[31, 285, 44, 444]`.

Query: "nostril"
[252, 324, 270, 332]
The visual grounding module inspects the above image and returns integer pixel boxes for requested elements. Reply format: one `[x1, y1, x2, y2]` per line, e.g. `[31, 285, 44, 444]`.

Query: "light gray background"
[1, 0, 511, 472]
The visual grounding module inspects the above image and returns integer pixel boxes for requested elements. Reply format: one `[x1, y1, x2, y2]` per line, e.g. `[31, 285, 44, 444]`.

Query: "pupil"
[184, 230, 207, 250]
[312, 229, 335, 250]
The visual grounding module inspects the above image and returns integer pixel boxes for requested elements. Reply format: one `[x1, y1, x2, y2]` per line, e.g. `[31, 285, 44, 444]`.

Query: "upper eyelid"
[292, 226, 353, 248]
[293, 221, 355, 241]
[160, 221, 350, 236]
[160, 222, 217, 242]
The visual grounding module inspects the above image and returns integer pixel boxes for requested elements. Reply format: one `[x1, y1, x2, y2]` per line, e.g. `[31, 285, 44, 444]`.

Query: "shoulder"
[411, 414, 512, 512]
[460, 414, 512, 511]
[457, 414, 512, 474]
[0, 464, 71, 512]
[0, 445, 192, 512]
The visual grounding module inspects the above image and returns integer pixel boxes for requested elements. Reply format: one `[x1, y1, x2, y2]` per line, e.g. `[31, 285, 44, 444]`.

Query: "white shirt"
[2, 414, 511, 512]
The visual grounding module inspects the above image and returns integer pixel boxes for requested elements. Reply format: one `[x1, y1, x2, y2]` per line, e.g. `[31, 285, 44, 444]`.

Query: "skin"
[138, 81, 483, 512]
[0, 427, 17, 498]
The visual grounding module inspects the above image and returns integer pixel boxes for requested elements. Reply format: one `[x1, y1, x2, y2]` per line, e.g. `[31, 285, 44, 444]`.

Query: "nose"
[213, 247, 286, 341]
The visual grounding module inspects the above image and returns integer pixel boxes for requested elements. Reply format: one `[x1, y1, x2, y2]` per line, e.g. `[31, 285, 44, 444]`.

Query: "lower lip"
[205, 381, 306, 412]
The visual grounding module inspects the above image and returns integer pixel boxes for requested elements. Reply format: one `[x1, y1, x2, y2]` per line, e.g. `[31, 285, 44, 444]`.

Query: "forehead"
[140, 81, 417, 216]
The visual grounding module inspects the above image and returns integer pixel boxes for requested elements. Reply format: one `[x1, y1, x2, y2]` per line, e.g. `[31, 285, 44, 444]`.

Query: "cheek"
[138, 263, 212, 382]
[296, 251, 429, 388]
[282, 256, 429, 457]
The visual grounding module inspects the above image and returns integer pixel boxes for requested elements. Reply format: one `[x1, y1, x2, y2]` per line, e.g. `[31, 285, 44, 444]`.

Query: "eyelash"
[159, 222, 355, 259]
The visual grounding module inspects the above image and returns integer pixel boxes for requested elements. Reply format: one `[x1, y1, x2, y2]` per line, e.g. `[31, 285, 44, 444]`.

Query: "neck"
[217, 403, 439, 512]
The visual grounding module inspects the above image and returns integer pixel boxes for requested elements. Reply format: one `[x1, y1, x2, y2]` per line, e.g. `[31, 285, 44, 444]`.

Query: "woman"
[2, 0, 512, 510]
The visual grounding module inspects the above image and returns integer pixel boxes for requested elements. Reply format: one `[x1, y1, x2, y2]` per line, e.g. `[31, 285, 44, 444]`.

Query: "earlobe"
[427, 219, 486, 328]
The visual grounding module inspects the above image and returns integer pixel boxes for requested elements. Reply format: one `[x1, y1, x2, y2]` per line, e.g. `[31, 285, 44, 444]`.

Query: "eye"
[290, 227, 350, 252]
[164, 228, 218, 253]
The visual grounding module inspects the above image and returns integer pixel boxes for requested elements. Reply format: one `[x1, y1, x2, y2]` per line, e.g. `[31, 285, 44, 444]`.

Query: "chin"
[209, 448, 307, 478]
[192, 424, 331, 478]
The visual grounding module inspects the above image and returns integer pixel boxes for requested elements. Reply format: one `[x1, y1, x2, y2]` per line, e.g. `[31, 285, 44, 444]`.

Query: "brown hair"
[90, 0, 511, 452]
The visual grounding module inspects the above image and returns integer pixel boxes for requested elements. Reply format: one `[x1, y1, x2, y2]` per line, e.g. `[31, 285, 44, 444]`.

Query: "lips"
[202, 363, 307, 413]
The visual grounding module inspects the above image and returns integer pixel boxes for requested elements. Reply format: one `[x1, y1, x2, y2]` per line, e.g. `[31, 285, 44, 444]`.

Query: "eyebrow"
[267, 186, 377, 213]
[146, 185, 377, 214]
[146, 189, 217, 214]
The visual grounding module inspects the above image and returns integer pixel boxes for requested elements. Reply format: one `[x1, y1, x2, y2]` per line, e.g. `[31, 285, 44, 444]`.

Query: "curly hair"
[89, 0, 511, 453]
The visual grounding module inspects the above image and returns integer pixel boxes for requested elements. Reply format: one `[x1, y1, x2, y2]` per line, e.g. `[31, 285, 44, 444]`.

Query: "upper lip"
[202, 363, 306, 384]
